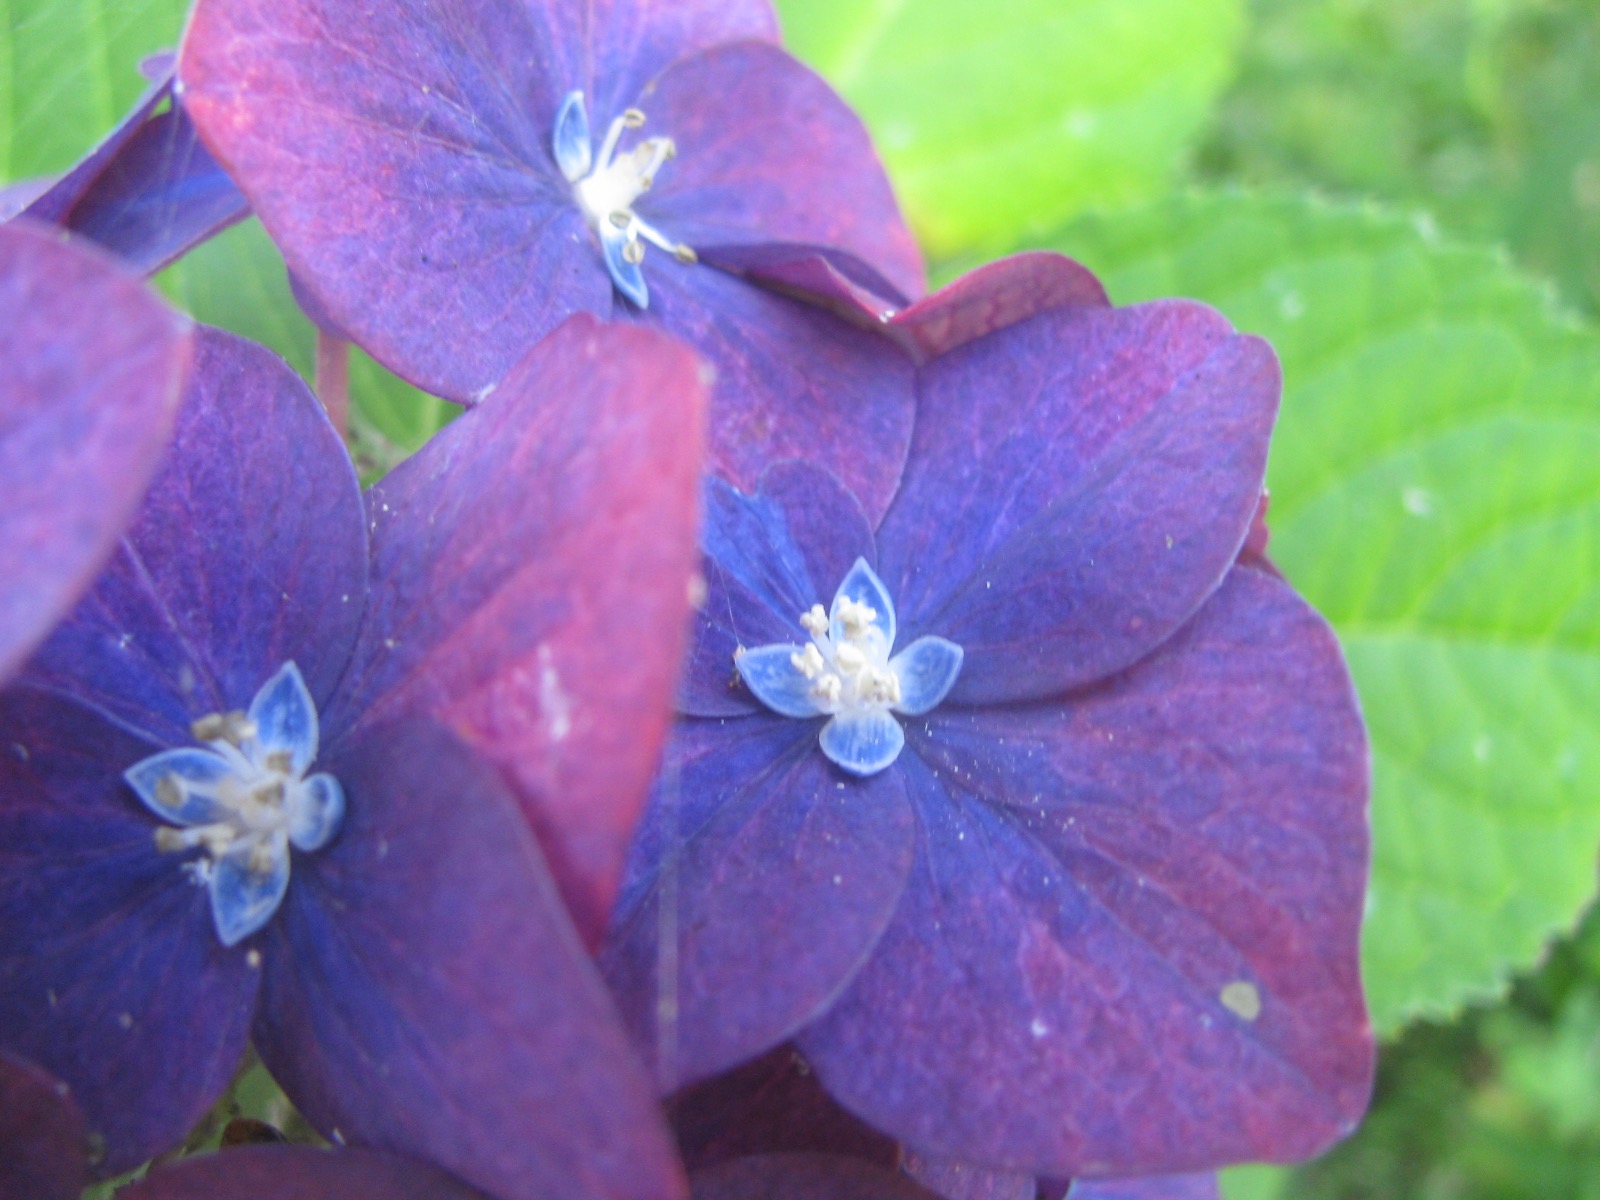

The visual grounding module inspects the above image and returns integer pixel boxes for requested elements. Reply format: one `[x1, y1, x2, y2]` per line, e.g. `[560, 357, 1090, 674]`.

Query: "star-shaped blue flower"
[0, 316, 708, 1200]
[604, 271, 1375, 1179]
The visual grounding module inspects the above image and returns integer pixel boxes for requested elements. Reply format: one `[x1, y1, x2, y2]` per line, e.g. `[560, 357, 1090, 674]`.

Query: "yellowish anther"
[674, 244, 698, 264]
[813, 674, 843, 704]
[837, 597, 878, 638]
[835, 642, 866, 673]
[265, 750, 292, 774]
[248, 841, 275, 875]
[191, 711, 257, 747]
[155, 776, 183, 809]
[791, 643, 826, 680]
[800, 605, 829, 638]
[608, 211, 631, 230]
[622, 240, 646, 265]
[154, 827, 188, 853]
[622, 108, 647, 128]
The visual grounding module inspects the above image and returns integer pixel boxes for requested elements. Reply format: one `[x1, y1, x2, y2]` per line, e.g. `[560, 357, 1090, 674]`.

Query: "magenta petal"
[602, 715, 915, 1090]
[122, 1146, 491, 1200]
[254, 718, 684, 1200]
[692, 1155, 939, 1200]
[641, 42, 923, 299]
[0, 1051, 87, 1200]
[880, 302, 1279, 705]
[590, 1, 780, 118]
[671, 1046, 898, 1174]
[1067, 1176, 1220, 1200]
[328, 317, 705, 942]
[0, 223, 191, 685]
[20, 328, 365, 746]
[889, 254, 1110, 362]
[683, 464, 877, 717]
[646, 267, 914, 523]
[800, 570, 1372, 1175]
[180, 0, 612, 401]
[0, 690, 259, 1176]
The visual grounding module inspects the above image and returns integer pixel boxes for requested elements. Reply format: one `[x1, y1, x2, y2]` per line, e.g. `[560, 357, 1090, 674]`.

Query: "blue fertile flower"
[603, 274, 1375, 1179]
[0, 318, 708, 1200]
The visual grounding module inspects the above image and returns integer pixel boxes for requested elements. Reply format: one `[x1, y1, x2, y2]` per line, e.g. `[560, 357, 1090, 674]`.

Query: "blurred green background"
[6, 0, 1600, 1197]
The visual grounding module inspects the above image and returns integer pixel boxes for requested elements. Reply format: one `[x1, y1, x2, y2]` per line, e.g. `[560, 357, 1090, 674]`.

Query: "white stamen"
[800, 605, 829, 638]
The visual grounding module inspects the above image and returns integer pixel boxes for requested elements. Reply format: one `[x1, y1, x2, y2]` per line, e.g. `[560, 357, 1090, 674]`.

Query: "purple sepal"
[879, 301, 1279, 705]
[63, 101, 249, 275]
[328, 316, 706, 943]
[670, 1046, 898, 1175]
[901, 1154, 1035, 1200]
[0, 1050, 87, 1200]
[0, 177, 53, 221]
[889, 254, 1110, 362]
[602, 716, 915, 1090]
[120, 1145, 492, 1200]
[1067, 1175, 1221, 1200]
[702, 243, 909, 327]
[631, 41, 923, 300]
[683, 464, 877, 717]
[645, 269, 915, 522]
[21, 71, 173, 225]
[799, 569, 1373, 1175]
[20, 328, 365, 747]
[0, 689, 259, 1176]
[253, 718, 685, 1200]
[692, 1155, 940, 1200]
[0, 222, 192, 686]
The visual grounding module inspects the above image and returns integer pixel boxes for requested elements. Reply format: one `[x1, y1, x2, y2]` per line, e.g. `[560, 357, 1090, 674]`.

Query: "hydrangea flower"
[177, 0, 922, 518]
[0, 317, 707, 1199]
[0, 222, 192, 685]
[603, 281, 1374, 1178]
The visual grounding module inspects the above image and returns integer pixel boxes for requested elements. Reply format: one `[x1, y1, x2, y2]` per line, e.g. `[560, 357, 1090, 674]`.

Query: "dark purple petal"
[327, 317, 705, 943]
[180, 0, 611, 401]
[0, 689, 258, 1176]
[0, 177, 53, 221]
[692, 1154, 938, 1200]
[602, 715, 915, 1090]
[0, 1050, 87, 1200]
[122, 1146, 491, 1200]
[670, 1046, 898, 1174]
[702, 244, 909, 327]
[900, 1154, 1034, 1200]
[644, 267, 914, 523]
[799, 569, 1372, 1175]
[0, 223, 191, 685]
[639, 42, 923, 300]
[22, 72, 173, 225]
[1067, 1175, 1220, 1200]
[20, 328, 366, 746]
[879, 302, 1279, 705]
[684, 464, 876, 718]
[65, 102, 249, 275]
[253, 718, 683, 1200]
[888, 254, 1110, 362]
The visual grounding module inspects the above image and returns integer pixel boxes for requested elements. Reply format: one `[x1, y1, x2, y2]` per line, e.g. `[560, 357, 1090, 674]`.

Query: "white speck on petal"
[539, 645, 573, 742]
[1220, 981, 1261, 1021]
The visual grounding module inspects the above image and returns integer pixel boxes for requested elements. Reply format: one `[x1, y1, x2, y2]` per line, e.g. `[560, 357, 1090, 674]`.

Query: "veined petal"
[123, 747, 236, 827]
[889, 637, 963, 717]
[248, 662, 319, 776]
[829, 558, 896, 651]
[736, 644, 828, 719]
[288, 775, 344, 853]
[818, 711, 904, 777]
[210, 832, 291, 947]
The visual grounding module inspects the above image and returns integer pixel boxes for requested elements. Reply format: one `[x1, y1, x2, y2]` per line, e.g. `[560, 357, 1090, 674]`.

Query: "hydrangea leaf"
[775, 0, 1246, 257]
[1058, 192, 1600, 1034]
[0, 0, 187, 181]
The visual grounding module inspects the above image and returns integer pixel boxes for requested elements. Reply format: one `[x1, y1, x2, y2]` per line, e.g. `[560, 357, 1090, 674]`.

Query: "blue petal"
[600, 220, 649, 309]
[552, 89, 592, 182]
[736, 643, 827, 719]
[819, 710, 906, 777]
[210, 832, 290, 946]
[248, 661, 318, 775]
[288, 773, 345, 852]
[123, 747, 236, 826]
[830, 557, 896, 650]
[891, 636, 965, 716]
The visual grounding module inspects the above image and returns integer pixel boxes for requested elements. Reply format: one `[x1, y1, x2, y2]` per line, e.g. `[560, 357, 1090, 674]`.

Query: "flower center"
[734, 558, 964, 777]
[552, 90, 696, 310]
[124, 662, 345, 947]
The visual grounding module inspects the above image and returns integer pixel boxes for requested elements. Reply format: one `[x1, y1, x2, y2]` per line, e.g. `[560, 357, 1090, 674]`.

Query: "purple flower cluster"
[1, 2, 1373, 1199]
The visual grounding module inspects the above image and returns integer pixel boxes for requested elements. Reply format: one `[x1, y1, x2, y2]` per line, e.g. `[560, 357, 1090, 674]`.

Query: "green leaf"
[1056, 193, 1600, 1034]
[0, 0, 188, 183]
[776, 0, 1247, 259]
